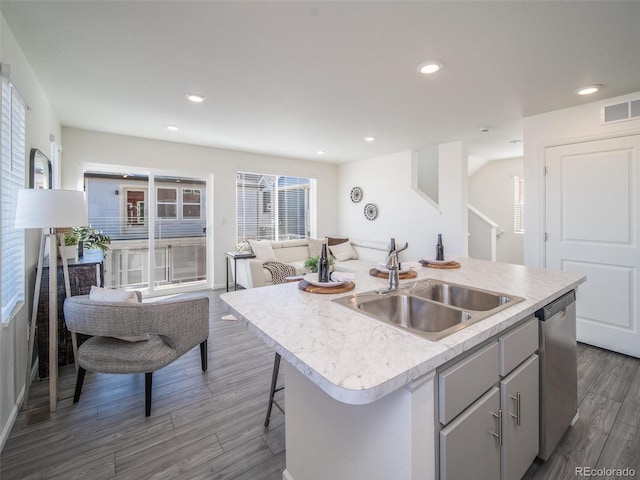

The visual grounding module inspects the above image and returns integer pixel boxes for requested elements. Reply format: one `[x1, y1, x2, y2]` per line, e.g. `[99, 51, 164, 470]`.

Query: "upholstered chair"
[63, 292, 209, 416]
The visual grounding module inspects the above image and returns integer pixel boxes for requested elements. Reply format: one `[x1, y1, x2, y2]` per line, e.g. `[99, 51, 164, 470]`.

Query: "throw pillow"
[247, 239, 278, 263]
[327, 237, 349, 246]
[88, 286, 148, 342]
[307, 237, 325, 258]
[329, 241, 358, 262]
[89, 285, 138, 303]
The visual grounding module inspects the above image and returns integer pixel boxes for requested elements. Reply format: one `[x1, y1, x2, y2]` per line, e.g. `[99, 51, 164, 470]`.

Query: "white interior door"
[546, 135, 640, 358]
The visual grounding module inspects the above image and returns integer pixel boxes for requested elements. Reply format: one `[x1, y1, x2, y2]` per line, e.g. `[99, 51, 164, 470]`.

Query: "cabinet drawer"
[439, 342, 499, 424]
[499, 317, 538, 377]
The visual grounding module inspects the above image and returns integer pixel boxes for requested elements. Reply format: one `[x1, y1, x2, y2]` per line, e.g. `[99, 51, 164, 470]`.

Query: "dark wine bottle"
[318, 242, 330, 282]
[436, 234, 444, 261]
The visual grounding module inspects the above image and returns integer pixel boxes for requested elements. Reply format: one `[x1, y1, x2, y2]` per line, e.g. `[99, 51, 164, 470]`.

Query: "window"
[125, 188, 146, 226]
[84, 169, 209, 293]
[236, 171, 317, 242]
[157, 187, 177, 219]
[182, 188, 201, 219]
[1, 72, 26, 321]
[513, 176, 525, 234]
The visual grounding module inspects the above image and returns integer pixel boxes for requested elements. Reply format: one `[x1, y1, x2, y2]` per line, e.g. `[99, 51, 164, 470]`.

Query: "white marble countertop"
[221, 258, 585, 405]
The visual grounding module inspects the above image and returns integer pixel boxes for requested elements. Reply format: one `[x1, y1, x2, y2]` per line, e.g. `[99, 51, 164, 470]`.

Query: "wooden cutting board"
[420, 261, 461, 269]
[298, 280, 356, 294]
[369, 268, 418, 279]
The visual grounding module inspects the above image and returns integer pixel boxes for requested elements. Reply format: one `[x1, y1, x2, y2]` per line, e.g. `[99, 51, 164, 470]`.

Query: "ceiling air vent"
[602, 99, 640, 124]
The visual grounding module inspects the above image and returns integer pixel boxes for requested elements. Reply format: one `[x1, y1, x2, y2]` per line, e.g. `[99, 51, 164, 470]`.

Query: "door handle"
[509, 392, 521, 426]
[491, 409, 502, 446]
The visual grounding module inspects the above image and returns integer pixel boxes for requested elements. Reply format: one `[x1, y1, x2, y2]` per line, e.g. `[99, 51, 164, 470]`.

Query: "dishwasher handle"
[535, 290, 576, 321]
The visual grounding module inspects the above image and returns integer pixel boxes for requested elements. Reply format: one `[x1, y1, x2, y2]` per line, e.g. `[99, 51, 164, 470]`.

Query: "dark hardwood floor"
[2, 289, 639, 479]
[524, 342, 640, 480]
[1, 290, 285, 480]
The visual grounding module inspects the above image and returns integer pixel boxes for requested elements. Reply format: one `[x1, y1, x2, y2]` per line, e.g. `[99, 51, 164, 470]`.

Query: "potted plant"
[73, 226, 111, 255]
[58, 232, 79, 259]
[303, 255, 335, 273]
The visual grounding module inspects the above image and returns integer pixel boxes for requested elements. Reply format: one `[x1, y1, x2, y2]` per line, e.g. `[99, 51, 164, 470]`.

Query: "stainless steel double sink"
[332, 279, 524, 341]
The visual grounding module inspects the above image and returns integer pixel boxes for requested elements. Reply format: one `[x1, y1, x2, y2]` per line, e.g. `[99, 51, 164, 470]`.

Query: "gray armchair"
[63, 293, 209, 416]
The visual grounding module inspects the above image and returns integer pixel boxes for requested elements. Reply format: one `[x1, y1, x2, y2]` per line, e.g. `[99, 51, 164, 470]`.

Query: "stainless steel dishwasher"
[535, 289, 577, 461]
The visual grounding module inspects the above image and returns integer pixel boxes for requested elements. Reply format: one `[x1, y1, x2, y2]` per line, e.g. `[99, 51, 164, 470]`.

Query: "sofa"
[233, 238, 390, 289]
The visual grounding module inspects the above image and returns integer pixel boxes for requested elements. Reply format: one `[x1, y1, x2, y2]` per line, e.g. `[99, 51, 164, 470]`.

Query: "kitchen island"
[221, 258, 585, 480]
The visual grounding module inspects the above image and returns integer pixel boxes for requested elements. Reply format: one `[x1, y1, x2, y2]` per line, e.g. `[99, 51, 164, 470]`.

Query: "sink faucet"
[379, 242, 408, 293]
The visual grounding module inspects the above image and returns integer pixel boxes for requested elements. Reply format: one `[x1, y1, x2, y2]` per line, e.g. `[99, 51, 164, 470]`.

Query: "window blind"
[236, 171, 317, 243]
[513, 176, 525, 234]
[1, 75, 26, 321]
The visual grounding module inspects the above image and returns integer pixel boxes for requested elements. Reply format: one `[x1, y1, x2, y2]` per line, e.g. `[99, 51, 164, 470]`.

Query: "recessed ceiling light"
[417, 61, 443, 75]
[166, 125, 179, 131]
[478, 126, 491, 133]
[186, 93, 206, 103]
[364, 136, 376, 142]
[509, 139, 523, 145]
[316, 150, 326, 155]
[575, 84, 602, 95]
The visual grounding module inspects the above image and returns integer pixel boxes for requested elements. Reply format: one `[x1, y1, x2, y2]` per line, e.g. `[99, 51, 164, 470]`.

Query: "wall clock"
[364, 203, 378, 221]
[350, 186, 363, 203]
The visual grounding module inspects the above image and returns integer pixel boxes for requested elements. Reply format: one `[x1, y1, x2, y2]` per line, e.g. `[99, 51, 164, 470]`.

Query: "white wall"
[1, 14, 62, 450]
[337, 145, 467, 263]
[523, 91, 640, 267]
[469, 157, 524, 264]
[438, 141, 468, 258]
[468, 208, 495, 261]
[60, 128, 340, 289]
[414, 148, 439, 205]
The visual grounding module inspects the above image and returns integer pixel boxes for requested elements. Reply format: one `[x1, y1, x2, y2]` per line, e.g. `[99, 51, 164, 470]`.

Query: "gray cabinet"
[439, 316, 539, 480]
[501, 354, 539, 480]
[440, 387, 501, 479]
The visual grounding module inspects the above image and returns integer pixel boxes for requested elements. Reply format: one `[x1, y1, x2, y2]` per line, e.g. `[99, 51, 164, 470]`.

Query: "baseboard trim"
[282, 469, 294, 480]
[0, 384, 25, 452]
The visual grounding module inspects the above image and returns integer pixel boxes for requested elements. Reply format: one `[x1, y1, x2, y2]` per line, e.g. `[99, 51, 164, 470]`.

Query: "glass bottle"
[318, 242, 330, 282]
[436, 234, 444, 261]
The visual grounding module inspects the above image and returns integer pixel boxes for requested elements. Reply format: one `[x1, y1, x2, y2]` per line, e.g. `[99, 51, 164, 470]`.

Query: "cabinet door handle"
[491, 409, 502, 446]
[509, 392, 521, 426]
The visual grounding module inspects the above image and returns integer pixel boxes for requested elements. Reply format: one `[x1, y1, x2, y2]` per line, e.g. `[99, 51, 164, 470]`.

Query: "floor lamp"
[15, 189, 88, 413]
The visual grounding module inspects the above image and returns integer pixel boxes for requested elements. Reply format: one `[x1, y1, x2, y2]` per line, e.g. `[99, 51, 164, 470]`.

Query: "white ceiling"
[2, 1, 640, 164]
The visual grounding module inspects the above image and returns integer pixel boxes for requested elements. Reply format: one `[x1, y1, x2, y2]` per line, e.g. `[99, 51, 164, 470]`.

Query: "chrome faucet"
[379, 242, 408, 293]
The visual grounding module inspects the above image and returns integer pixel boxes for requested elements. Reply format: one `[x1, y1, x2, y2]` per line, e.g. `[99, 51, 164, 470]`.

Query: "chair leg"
[73, 367, 86, 404]
[145, 372, 153, 417]
[264, 353, 284, 427]
[200, 340, 208, 372]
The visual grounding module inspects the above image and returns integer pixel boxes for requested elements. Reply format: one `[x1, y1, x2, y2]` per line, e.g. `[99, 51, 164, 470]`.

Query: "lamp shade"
[14, 189, 88, 229]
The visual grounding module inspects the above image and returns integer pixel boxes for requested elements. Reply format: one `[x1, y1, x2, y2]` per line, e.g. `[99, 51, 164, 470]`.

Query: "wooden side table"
[225, 251, 255, 291]
[36, 250, 104, 378]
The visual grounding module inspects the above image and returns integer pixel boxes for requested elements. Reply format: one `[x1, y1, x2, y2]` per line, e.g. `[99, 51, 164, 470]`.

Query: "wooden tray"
[298, 280, 356, 294]
[369, 268, 418, 279]
[420, 261, 461, 269]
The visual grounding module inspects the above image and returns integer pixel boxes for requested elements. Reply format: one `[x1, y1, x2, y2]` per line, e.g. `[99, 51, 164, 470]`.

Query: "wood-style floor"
[2, 289, 639, 479]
